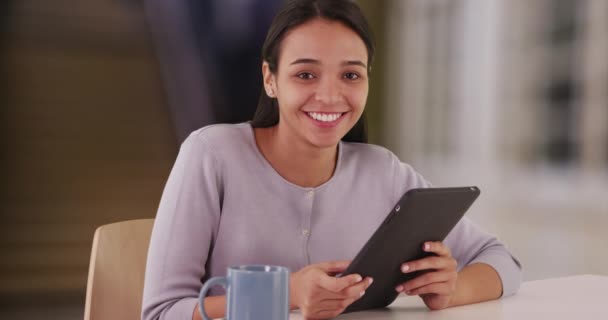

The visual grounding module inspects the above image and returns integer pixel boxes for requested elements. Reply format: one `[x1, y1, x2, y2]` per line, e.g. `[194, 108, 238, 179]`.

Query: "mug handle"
[198, 277, 228, 320]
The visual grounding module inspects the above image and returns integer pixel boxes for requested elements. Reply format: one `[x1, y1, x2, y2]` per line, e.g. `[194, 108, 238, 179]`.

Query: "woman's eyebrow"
[342, 60, 367, 69]
[290, 58, 319, 65]
[289, 58, 367, 69]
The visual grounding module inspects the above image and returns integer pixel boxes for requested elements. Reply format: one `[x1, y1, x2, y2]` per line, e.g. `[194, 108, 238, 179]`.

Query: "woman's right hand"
[290, 261, 373, 319]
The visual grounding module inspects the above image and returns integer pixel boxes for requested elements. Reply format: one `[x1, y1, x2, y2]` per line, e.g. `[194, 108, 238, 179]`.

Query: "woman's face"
[264, 18, 369, 149]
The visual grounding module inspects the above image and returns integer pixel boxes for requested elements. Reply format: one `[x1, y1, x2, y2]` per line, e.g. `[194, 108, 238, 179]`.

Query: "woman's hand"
[395, 241, 458, 310]
[290, 261, 373, 319]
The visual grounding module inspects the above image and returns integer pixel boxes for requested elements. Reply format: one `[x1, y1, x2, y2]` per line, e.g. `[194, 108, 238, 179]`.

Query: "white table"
[289, 275, 608, 319]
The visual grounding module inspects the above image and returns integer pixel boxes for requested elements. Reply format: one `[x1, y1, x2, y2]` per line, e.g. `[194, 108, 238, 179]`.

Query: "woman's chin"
[306, 132, 344, 149]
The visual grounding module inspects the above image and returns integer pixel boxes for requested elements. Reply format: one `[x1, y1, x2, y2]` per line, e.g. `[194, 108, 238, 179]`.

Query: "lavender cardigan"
[142, 123, 521, 320]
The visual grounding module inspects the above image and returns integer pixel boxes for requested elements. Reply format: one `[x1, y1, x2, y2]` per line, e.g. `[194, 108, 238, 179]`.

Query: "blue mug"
[198, 265, 290, 320]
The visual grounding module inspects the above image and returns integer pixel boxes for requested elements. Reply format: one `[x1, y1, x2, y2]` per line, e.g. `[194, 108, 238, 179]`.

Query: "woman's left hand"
[395, 241, 458, 310]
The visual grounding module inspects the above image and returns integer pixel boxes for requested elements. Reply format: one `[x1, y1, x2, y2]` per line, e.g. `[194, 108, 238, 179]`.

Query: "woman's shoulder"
[184, 122, 251, 148]
[187, 122, 251, 144]
[180, 122, 254, 160]
[341, 141, 401, 166]
[341, 141, 430, 189]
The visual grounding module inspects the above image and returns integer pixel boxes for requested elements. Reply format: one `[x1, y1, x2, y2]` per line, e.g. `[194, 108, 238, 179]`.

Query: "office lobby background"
[1, 0, 606, 319]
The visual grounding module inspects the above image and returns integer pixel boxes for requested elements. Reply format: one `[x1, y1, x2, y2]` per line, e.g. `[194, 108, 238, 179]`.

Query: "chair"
[84, 219, 154, 320]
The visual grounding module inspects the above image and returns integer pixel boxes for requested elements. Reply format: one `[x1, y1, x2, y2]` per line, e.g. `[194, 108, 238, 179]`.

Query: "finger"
[401, 256, 457, 274]
[423, 241, 451, 257]
[407, 282, 453, 296]
[319, 286, 363, 300]
[341, 277, 373, 299]
[310, 287, 358, 301]
[309, 276, 370, 300]
[311, 277, 370, 305]
[311, 297, 359, 319]
[302, 305, 344, 320]
[317, 296, 359, 310]
[317, 272, 363, 293]
[396, 271, 455, 293]
[314, 260, 351, 273]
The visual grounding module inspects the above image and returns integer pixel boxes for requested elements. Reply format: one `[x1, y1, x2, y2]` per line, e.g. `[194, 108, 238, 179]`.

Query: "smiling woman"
[259, 18, 369, 149]
[251, 0, 374, 144]
[252, 18, 371, 188]
[141, 1, 523, 320]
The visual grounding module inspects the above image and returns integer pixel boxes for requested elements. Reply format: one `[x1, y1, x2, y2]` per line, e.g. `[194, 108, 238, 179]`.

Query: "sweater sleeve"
[395, 161, 522, 297]
[444, 217, 522, 297]
[142, 132, 222, 320]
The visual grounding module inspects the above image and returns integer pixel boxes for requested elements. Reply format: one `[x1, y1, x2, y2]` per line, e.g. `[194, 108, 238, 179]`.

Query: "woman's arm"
[393, 162, 522, 303]
[392, 162, 521, 308]
[393, 216, 522, 310]
[142, 133, 223, 320]
[445, 217, 522, 298]
[395, 240, 510, 310]
[191, 263, 371, 320]
[192, 296, 226, 320]
[449, 263, 502, 307]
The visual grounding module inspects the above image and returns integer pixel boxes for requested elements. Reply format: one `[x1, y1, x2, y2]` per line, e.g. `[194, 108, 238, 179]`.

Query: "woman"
[142, 1, 522, 319]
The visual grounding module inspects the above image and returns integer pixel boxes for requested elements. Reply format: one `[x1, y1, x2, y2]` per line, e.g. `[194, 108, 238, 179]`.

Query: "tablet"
[341, 186, 480, 313]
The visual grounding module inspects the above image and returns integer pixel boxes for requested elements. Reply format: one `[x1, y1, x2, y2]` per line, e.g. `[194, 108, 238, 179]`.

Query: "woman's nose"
[314, 78, 342, 105]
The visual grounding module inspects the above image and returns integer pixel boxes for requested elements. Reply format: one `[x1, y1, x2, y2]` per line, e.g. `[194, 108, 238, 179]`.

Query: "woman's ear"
[262, 62, 276, 98]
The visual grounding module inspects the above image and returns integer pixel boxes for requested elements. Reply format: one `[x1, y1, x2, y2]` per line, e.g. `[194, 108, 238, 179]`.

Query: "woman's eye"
[344, 72, 360, 80]
[297, 72, 315, 80]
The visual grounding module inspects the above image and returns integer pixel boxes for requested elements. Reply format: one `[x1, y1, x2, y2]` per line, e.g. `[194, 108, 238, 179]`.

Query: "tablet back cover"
[343, 186, 480, 313]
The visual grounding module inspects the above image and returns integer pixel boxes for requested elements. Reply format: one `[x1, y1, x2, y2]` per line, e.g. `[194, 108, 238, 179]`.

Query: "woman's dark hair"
[250, 0, 375, 143]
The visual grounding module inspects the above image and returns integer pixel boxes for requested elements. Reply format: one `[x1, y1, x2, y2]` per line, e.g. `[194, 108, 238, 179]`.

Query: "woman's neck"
[254, 125, 338, 188]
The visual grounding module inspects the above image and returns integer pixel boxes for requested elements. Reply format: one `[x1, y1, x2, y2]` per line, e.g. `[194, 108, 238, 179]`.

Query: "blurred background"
[1, 0, 606, 319]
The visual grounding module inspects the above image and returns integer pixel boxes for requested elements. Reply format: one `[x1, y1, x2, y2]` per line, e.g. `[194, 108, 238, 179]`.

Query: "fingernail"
[424, 243, 430, 251]
[401, 264, 410, 272]
[355, 275, 363, 282]
[368, 278, 374, 285]
[360, 290, 366, 297]
[395, 285, 403, 292]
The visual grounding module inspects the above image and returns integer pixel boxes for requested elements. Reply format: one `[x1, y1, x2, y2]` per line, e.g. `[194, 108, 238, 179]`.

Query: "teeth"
[307, 112, 343, 122]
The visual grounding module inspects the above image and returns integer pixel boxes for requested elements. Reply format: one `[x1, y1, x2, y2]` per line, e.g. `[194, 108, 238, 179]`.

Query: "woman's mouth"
[305, 112, 347, 128]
